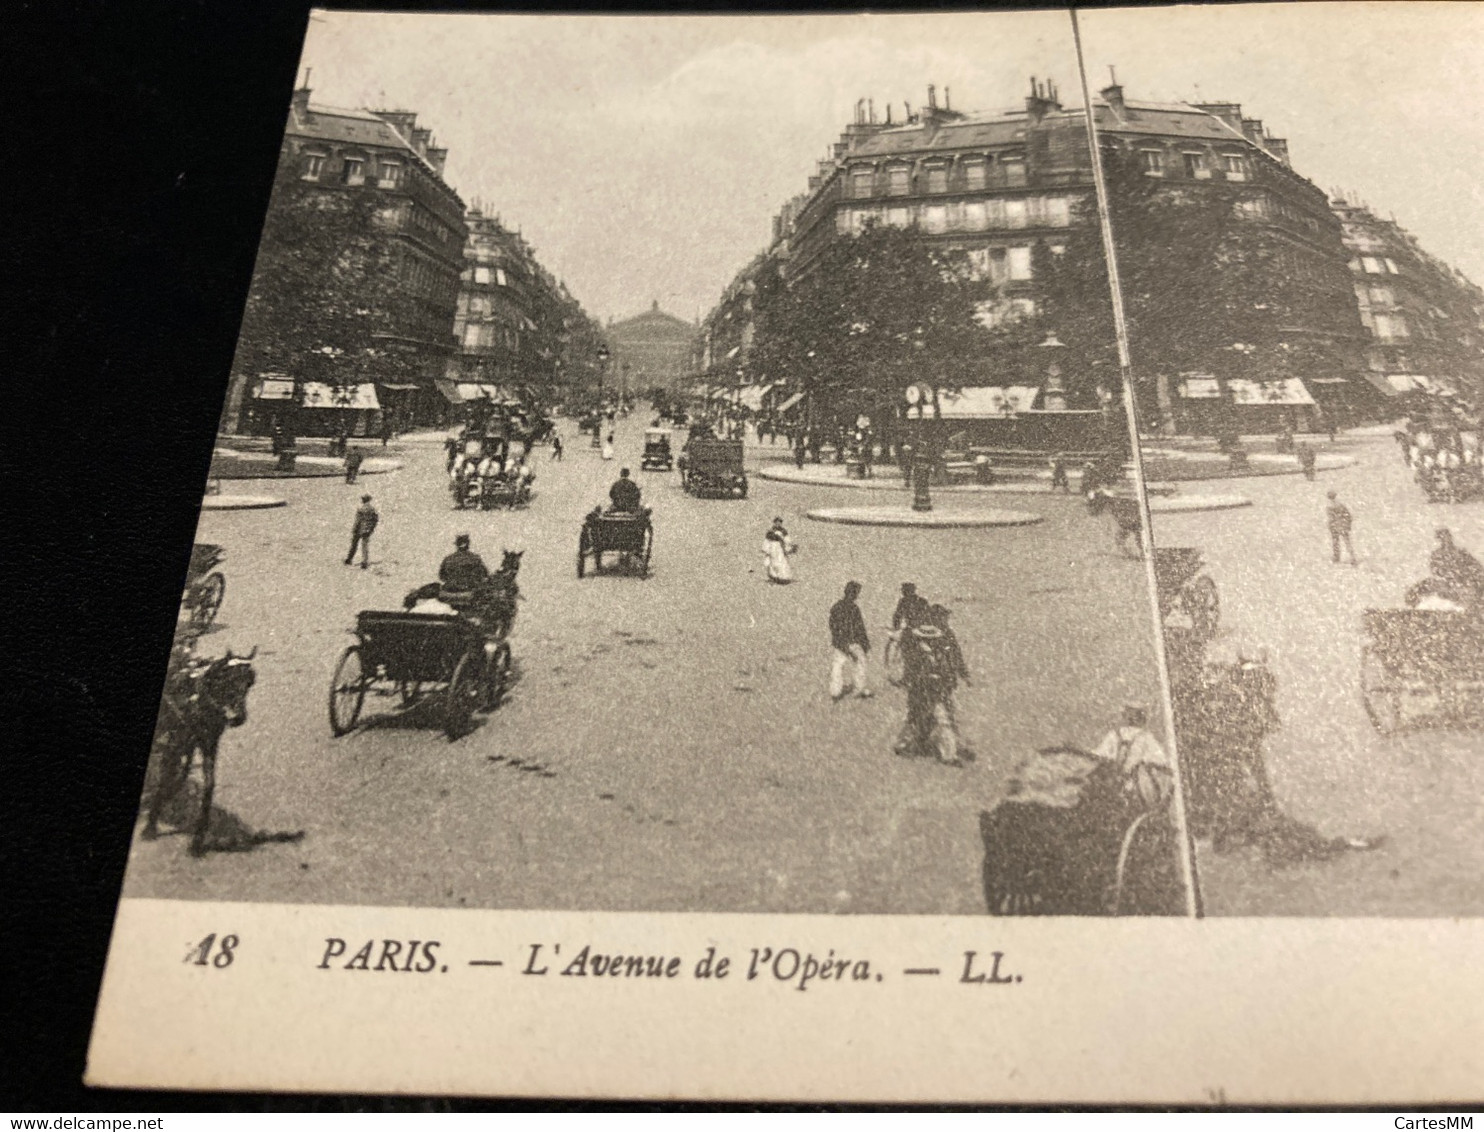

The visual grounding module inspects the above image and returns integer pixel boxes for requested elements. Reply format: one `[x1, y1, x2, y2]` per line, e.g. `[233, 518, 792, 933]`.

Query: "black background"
[5, 0, 1218, 1114]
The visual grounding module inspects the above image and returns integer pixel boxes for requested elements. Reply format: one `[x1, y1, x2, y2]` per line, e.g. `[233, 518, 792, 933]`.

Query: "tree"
[1038, 146, 1362, 434]
[753, 221, 987, 426]
[231, 158, 427, 390]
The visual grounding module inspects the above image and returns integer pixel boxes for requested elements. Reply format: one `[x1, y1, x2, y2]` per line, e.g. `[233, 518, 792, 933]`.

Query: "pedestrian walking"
[1326, 489, 1357, 566]
[828, 581, 873, 701]
[762, 516, 796, 584]
[551, 434, 564, 461]
[345, 494, 378, 570]
[344, 445, 364, 484]
[893, 605, 969, 765]
[1296, 440, 1316, 481]
[891, 582, 931, 632]
[602, 433, 615, 461]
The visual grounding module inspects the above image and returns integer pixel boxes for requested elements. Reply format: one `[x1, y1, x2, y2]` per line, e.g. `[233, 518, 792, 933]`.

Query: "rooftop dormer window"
[926, 165, 948, 194]
[1140, 149, 1165, 177]
[342, 156, 366, 186]
[302, 151, 326, 181]
[887, 165, 911, 196]
[1222, 153, 1249, 181]
[962, 158, 987, 191]
[377, 160, 402, 188]
[850, 167, 875, 199]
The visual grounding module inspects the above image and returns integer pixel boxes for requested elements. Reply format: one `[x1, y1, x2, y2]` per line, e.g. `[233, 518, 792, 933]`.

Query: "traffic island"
[207, 453, 403, 479]
[758, 462, 1069, 496]
[805, 506, 1044, 528]
[1149, 492, 1252, 513]
[201, 494, 287, 510]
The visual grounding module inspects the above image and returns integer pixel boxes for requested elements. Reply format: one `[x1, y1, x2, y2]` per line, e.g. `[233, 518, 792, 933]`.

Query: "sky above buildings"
[297, 5, 1484, 326]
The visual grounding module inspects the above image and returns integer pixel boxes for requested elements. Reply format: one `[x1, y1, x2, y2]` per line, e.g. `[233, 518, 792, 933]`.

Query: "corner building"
[778, 82, 1362, 424]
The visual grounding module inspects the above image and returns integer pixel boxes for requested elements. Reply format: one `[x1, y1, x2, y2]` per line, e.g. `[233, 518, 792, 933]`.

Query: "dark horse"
[1087, 488, 1144, 557]
[404, 548, 523, 640]
[143, 647, 257, 856]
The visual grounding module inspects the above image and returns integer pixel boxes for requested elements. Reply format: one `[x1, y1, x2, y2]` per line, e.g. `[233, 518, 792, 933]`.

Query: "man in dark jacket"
[608, 467, 642, 512]
[438, 534, 489, 600]
[892, 582, 931, 631]
[345, 494, 378, 569]
[828, 581, 872, 701]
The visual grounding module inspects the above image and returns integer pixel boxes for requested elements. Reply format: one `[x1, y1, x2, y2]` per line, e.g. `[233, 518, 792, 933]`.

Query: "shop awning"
[1226, 378, 1315, 406]
[377, 382, 421, 391]
[934, 386, 1041, 418]
[437, 380, 506, 403]
[1177, 375, 1222, 399]
[298, 382, 380, 410]
[253, 377, 296, 400]
[736, 384, 775, 412]
[776, 392, 805, 413]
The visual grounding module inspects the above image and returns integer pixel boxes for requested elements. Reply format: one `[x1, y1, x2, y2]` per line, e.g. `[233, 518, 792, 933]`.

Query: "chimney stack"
[928, 83, 937, 110]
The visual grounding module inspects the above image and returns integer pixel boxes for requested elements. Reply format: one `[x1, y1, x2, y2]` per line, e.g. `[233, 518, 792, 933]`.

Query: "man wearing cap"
[608, 467, 642, 512]
[828, 581, 873, 701]
[894, 604, 970, 765]
[438, 534, 489, 605]
[345, 494, 378, 570]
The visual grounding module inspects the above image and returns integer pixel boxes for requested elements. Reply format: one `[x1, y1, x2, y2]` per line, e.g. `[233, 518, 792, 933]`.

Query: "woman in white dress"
[602, 432, 615, 461]
[762, 516, 796, 584]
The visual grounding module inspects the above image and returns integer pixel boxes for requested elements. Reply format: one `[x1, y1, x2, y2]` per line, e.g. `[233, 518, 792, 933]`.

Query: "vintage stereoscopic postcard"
[88, 5, 1484, 1103]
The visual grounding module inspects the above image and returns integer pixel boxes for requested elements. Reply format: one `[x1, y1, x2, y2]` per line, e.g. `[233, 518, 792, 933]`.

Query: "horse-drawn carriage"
[641, 427, 674, 471]
[181, 543, 227, 628]
[1360, 608, 1484, 734]
[449, 431, 533, 510]
[329, 611, 512, 740]
[980, 746, 1185, 916]
[678, 438, 748, 498]
[1152, 547, 1221, 642]
[577, 507, 653, 578]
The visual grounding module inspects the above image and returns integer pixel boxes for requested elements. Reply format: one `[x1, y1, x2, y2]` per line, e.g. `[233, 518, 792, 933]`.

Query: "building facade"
[223, 85, 468, 432]
[604, 302, 697, 398]
[720, 80, 1369, 435]
[1331, 195, 1484, 410]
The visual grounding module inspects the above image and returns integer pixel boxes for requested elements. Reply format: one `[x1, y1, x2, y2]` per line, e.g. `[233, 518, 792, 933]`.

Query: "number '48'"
[186, 933, 238, 968]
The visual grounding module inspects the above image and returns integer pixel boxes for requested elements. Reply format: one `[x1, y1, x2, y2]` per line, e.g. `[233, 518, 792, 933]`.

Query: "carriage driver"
[608, 467, 642, 513]
[1093, 703, 1174, 809]
[438, 534, 490, 606]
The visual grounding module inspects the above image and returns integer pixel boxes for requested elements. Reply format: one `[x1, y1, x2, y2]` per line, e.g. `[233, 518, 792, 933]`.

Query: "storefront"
[929, 385, 1108, 452]
[245, 377, 382, 438]
[1175, 375, 1317, 435]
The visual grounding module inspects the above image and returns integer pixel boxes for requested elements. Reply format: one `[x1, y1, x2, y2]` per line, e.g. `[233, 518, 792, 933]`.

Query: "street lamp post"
[594, 344, 610, 446]
[908, 329, 932, 512]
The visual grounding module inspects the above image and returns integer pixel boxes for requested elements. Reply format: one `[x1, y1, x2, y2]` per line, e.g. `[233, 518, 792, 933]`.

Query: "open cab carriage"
[1416, 461, 1484, 504]
[578, 507, 653, 578]
[1361, 607, 1484, 734]
[641, 427, 673, 471]
[980, 746, 1185, 916]
[679, 438, 748, 498]
[329, 610, 512, 740]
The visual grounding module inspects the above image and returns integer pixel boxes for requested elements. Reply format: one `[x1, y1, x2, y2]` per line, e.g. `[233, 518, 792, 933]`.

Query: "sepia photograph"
[75, 1, 1484, 1104]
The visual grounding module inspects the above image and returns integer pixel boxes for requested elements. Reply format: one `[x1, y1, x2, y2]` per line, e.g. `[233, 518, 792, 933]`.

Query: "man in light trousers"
[829, 581, 873, 701]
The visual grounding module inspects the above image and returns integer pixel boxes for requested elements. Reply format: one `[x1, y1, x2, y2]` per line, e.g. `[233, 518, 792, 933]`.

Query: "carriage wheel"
[445, 650, 485, 739]
[1360, 646, 1403, 734]
[191, 571, 226, 626]
[397, 680, 423, 707]
[484, 642, 512, 710]
[1183, 575, 1220, 641]
[329, 646, 367, 736]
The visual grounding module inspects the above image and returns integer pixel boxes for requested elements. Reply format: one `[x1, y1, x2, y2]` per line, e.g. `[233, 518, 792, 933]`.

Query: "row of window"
[836, 195, 1074, 236]
[303, 150, 403, 189]
[848, 154, 1028, 198]
[461, 323, 522, 351]
[1353, 255, 1402, 276]
[398, 251, 457, 304]
[469, 265, 509, 287]
[965, 245, 1037, 284]
[1140, 149, 1249, 181]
